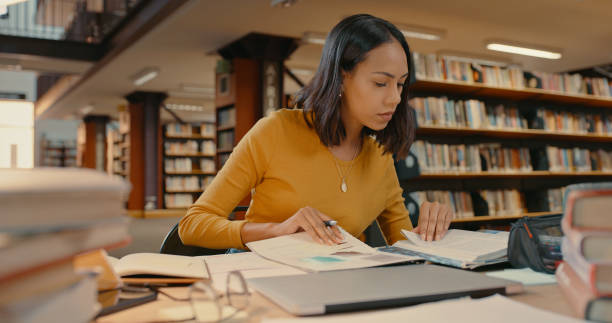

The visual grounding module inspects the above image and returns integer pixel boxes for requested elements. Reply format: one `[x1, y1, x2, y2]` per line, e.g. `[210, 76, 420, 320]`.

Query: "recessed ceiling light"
[79, 105, 94, 115]
[131, 67, 160, 87]
[289, 68, 315, 76]
[394, 23, 445, 41]
[270, 0, 299, 8]
[485, 40, 562, 60]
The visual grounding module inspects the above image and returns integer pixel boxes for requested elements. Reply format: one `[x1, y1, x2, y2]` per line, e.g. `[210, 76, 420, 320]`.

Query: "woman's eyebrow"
[372, 71, 410, 79]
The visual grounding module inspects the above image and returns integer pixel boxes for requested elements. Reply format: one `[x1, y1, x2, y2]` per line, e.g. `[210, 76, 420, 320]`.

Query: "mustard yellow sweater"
[179, 109, 413, 249]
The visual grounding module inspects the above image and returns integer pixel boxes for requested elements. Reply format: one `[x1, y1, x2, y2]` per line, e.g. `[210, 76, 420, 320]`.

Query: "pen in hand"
[324, 220, 337, 227]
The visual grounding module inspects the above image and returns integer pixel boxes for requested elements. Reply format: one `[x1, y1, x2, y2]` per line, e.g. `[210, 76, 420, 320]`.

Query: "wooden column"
[215, 33, 298, 217]
[79, 115, 109, 171]
[125, 91, 167, 210]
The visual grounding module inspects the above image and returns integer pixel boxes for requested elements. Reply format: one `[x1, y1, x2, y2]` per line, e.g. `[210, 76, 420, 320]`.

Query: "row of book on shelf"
[410, 96, 612, 135]
[164, 140, 216, 155]
[545, 146, 612, 172]
[164, 193, 195, 208]
[409, 187, 564, 219]
[217, 107, 236, 128]
[217, 131, 235, 151]
[411, 140, 612, 174]
[555, 183, 612, 322]
[164, 158, 215, 173]
[112, 160, 127, 174]
[412, 52, 612, 97]
[165, 176, 214, 192]
[165, 122, 215, 137]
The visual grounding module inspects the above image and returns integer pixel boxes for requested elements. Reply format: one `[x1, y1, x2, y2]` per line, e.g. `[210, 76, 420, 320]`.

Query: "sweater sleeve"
[376, 155, 413, 245]
[178, 113, 279, 249]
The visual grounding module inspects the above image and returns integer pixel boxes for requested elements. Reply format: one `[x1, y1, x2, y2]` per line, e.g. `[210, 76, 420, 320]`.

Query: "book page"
[246, 227, 417, 272]
[113, 253, 207, 278]
[398, 229, 508, 263]
[199, 252, 306, 292]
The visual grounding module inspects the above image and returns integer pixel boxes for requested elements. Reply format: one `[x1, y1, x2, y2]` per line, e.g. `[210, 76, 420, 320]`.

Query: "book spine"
[556, 262, 595, 320]
[561, 237, 612, 297]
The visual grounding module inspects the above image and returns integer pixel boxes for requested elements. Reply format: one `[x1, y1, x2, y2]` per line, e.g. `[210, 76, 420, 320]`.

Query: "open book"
[106, 253, 208, 284]
[392, 229, 509, 269]
[245, 227, 422, 272]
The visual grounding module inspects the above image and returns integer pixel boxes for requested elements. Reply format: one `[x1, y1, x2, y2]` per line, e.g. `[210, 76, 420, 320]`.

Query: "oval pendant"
[341, 181, 347, 193]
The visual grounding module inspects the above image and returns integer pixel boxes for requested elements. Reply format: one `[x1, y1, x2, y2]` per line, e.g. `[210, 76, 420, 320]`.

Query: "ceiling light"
[131, 67, 160, 86]
[288, 68, 315, 76]
[301, 32, 327, 45]
[80, 105, 94, 115]
[166, 104, 205, 112]
[486, 40, 562, 60]
[394, 23, 445, 41]
[270, 0, 299, 8]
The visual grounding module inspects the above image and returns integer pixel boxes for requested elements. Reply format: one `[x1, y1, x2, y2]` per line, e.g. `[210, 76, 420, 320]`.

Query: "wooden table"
[96, 282, 579, 322]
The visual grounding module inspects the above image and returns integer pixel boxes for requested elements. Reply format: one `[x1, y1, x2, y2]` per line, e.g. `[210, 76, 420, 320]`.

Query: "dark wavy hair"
[294, 14, 416, 160]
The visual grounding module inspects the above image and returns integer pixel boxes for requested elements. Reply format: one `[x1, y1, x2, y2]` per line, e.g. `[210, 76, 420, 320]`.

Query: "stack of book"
[556, 182, 612, 322]
[0, 168, 131, 323]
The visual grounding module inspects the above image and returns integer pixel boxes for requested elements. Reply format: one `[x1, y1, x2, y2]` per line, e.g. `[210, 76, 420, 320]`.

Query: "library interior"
[1, 0, 611, 322]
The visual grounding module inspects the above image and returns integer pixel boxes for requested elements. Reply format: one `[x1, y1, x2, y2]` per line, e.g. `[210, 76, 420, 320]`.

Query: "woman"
[179, 14, 453, 249]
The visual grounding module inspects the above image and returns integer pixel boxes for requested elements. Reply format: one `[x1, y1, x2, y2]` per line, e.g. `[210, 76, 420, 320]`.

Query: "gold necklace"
[331, 142, 360, 193]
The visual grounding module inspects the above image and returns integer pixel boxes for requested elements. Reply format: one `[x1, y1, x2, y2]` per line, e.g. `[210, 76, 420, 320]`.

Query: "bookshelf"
[162, 122, 216, 209]
[404, 54, 612, 225]
[451, 211, 558, 223]
[107, 109, 130, 179]
[39, 136, 77, 167]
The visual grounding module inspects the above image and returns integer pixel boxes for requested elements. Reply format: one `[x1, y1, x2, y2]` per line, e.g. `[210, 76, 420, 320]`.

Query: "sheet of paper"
[399, 229, 508, 263]
[199, 252, 306, 292]
[262, 294, 582, 323]
[485, 268, 557, 286]
[246, 227, 415, 272]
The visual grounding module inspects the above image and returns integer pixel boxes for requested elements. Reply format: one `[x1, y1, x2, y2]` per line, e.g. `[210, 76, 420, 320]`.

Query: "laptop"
[247, 264, 523, 316]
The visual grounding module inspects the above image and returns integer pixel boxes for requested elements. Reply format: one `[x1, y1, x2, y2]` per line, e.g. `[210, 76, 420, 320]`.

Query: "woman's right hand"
[273, 206, 344, 245]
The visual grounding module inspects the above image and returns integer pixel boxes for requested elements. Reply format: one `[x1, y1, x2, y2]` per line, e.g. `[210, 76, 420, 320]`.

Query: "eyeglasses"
[152, 258, 250, 323]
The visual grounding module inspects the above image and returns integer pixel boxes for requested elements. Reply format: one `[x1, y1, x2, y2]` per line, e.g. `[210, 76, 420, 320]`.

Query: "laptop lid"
[247, 264, 523, 316]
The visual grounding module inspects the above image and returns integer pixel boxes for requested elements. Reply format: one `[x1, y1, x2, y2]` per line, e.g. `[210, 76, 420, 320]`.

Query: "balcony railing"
[0, 0, 143, 44]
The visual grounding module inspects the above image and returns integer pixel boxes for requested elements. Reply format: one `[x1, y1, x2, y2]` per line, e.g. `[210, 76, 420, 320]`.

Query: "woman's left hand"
[412, 201, 454, 241]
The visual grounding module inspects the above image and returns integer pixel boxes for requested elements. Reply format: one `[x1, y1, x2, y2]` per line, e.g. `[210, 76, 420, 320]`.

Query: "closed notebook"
[106, 253, 207, 284]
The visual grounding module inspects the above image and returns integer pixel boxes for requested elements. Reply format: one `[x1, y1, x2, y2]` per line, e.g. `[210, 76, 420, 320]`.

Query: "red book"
[562, 184, 612, 231]
[556, 262, 612, 321]
[562, 237, 612, 297]
[563, 219, 612, 262]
